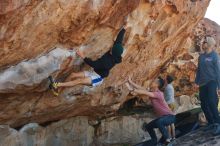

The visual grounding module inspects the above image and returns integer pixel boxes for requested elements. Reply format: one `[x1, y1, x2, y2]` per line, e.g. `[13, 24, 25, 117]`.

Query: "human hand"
[128, 76, 132, 83]
[125, 82, 133, 91]
[76, 50, 85, 58]
[124, 24, 129, 30]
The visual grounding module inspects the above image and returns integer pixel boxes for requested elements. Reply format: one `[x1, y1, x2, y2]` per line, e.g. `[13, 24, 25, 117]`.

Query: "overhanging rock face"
[0, 0, 210, 127]
[0, 48, 79, 93]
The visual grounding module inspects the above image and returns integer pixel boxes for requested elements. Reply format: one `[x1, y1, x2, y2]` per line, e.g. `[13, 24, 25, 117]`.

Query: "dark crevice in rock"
[39, 119, 60, 128]
[117, 97, 153, 116]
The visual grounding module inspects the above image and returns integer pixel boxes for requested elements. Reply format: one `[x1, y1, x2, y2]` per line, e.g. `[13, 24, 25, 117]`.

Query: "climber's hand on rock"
[124, 24, 129, 29]
[76, 50, 85, 59]
[125, 82, 133, 91]
[128, 76, 132, 83]
[131, 91, 137, 96]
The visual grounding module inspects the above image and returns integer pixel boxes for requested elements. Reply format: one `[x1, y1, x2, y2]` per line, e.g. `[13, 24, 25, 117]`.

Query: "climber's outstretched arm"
[125, 78, 157, 99]
[132, 89, 155, 98]
[76, 50, 103, 69]
[114, 28, 126, 45]
[84, 58, 102, 69]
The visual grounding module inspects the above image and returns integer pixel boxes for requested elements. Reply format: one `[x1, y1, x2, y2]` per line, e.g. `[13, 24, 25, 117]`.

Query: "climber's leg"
[84, 71, 103, 87]
[49, 71, 103, 91]
[57, 77, 92, 87]
[65, 72, 85, 81]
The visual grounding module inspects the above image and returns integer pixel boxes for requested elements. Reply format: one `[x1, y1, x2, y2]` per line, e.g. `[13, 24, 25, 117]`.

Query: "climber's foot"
[48, 76, 59, 90]
[164, 139, 173, 146]
[171, 138, 176, 142]
[48, 76, 59, 96]
[51, 88, 59, 96]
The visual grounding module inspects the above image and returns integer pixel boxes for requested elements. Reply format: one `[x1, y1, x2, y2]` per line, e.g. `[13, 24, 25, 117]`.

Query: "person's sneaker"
[48, 76, 59, 90]
[202, 124, 217, 132]
[48, 76, 59, 96]
[212, 124, 220, 136]
[164, 139, 173, 146]
[51, 89, 59, 96]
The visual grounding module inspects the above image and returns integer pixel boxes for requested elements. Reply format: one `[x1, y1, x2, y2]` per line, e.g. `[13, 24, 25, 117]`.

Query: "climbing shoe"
[212, 124, 220, 136]
[51, 88, 59, 96]
[49, 83, 59, 96]
[48, 76, 59, 96]
[48, 76, 59, 90]
[203, 123, 217, 132]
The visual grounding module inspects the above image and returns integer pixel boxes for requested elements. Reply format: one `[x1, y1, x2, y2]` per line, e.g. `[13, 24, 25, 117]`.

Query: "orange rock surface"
[0, 0, 210, 128]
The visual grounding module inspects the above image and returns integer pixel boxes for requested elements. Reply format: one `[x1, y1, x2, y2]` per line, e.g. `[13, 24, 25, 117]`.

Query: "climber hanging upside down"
[49, 27, 126, 96]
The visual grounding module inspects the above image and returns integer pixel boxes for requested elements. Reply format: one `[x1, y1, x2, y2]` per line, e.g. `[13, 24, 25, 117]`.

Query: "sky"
[205, 0, 220, 25]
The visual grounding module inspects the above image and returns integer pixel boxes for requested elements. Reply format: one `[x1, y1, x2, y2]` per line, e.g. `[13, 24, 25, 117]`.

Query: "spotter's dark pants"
[199, 80, 220, 124]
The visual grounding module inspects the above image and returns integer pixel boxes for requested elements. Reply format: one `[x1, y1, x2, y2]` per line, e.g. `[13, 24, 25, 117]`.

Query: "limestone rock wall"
[0, 98, 198, 146]
[0, 0, 210, 128]
[0, 115, 153, 146]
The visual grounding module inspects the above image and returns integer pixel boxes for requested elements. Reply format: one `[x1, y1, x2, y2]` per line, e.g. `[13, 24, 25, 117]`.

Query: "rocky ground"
[173, 127, 220, 146]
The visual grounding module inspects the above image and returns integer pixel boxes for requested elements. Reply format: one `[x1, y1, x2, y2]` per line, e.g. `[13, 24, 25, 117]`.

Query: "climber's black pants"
[199, 80, 220, 124]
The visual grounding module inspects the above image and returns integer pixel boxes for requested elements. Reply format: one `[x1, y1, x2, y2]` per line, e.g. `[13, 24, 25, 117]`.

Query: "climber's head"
[150, 77, 164, 91]
[203, 36, 216, 53]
